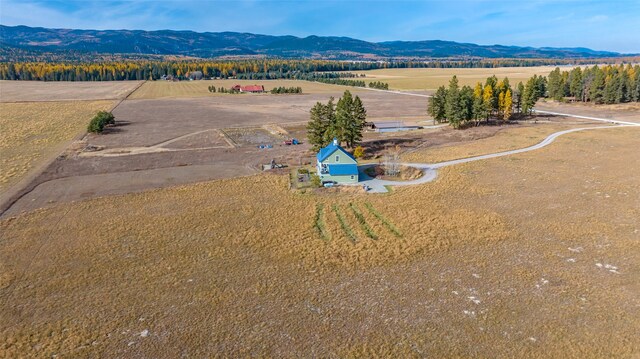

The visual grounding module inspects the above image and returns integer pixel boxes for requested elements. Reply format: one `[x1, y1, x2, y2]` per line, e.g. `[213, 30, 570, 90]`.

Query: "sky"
[1, 0, 639, 53]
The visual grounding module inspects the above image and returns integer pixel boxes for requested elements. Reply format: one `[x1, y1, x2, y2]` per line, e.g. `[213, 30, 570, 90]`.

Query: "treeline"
[235, 71, 360, 80]
[428, 75, 547, 128]
[546, 64, 640, 104]
[270, 86, 302, 94]
[208, 86, 240, 94]
[0, 60, 372, 81]
[312, 78, 366, 87]
[307, 90, 367, 150]
[368, 81, 389, 90]
[5, 57, 640, 81]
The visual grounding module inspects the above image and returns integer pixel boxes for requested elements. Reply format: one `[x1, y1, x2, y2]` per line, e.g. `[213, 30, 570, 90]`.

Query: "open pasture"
[0, 80, 143, 102]
[0, 100, 115, 194]
[1, 125, 638, 357]
[359, 66, 558, 90]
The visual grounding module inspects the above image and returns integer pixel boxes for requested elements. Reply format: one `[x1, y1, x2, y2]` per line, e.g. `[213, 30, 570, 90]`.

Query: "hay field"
[0, 81, 142, 102]
[359, 66, 557, 90]
[128, 79, 350, 99]
[1, 126, 639, 357]
[0, 101, 115, 192]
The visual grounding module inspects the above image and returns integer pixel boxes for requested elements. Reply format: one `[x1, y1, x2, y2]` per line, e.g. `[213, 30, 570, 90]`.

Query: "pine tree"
[322, 98, 337, 145]
[515, 82, 525, 113]
[522, 77, 537, 115]
[445, 76, 463, 128]
[472, 82, 485, 126]
[335, 90, 354, 146]
[307, 102, 329, 151]
[427, 86, 447, 124]
[347, 95, 367, 147]
[460, 85, 475, 126]
[568, 67, 583, 99]
[589, 66, 606, 104]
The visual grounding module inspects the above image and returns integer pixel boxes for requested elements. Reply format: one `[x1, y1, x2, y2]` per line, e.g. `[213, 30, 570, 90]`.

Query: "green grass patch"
[364, 202, 403, 238]
[349, 203, 378, 240]
[313, 203, 331, 241]
[332, 204, 358, 243]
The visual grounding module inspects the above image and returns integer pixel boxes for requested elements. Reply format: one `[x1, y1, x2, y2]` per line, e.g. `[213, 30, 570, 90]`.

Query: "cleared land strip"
[359, 124, 638, 193]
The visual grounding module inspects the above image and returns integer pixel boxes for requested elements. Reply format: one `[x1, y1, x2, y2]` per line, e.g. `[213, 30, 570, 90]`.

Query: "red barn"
[232, 84, 265, 93]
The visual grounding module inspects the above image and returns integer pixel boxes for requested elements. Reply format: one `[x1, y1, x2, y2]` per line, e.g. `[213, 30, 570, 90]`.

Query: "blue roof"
[316, 140, 356, 162]
[328, 164, 359, 176]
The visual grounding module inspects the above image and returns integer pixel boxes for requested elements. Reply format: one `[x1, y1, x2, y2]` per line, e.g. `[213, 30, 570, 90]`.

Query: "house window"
[350, 175, 354, 180]
[335, 155, 339, 162]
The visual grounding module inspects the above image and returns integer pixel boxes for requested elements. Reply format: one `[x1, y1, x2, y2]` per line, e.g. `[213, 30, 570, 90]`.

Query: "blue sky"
[1, 0, 638, 53]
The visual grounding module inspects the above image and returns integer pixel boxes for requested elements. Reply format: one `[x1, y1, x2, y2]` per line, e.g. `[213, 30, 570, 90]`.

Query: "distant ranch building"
[231, 84, 265, 93]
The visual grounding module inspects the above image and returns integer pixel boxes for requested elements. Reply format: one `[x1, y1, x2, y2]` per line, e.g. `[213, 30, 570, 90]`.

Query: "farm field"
[1, 125, 638, 357]
[358, 66, 558, 90]
[0, 100, 115, 194]
[0, 80, 143, 102]
[127, 79, 354, 99]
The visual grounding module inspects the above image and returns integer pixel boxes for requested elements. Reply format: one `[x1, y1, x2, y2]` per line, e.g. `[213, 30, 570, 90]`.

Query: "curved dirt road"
[357, 124, 638, 193]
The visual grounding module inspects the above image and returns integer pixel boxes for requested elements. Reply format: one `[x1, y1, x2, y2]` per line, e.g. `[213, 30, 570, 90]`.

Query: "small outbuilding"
[316, 138, 359, 184]
[370, 121, 421, 133]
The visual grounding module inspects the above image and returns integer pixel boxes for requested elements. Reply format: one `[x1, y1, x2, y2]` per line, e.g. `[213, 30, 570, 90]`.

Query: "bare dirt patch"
[222, 127, 285, 146]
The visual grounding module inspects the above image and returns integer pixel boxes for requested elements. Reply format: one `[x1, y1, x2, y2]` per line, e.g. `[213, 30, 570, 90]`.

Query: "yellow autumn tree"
[482, 84, 493, 122]
[503, 89, 513, 121]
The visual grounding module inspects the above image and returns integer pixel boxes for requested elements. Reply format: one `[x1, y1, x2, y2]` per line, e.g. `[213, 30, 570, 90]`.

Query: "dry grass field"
[128, 79, 352, 99]
[0, 101, 115, 193]
[0, 80, 142, 102]
[1, 125, 638, 357]
[358, 66, 558, 90]
[403, 122, 589, 163]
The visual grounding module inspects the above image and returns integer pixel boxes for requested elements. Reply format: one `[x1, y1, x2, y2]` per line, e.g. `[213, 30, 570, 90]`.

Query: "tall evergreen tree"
[460, 85, 475, 126]
[515, 82, 525, 113]
[589, 66, 606, 104]
[307, 101, 330, 151]
[472, 82, 485, 126]
[445, 76, 463, 128]
[427, 86, 447, 124]
[347, 95, 367, 147]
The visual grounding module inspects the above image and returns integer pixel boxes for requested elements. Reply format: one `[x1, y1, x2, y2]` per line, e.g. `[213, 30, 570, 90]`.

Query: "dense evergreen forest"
[546, 64, 640, 104]
[427, 75, 546, 128]
[2, 58, 639, 81]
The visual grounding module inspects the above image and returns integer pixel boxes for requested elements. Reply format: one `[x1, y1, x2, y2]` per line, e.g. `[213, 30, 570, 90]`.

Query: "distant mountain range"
[0, 25, 628, 60]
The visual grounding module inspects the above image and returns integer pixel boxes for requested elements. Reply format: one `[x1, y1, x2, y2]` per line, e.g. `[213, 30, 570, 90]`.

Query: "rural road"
[356, 124, 638, 193]
[351, 88, 640, 193]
